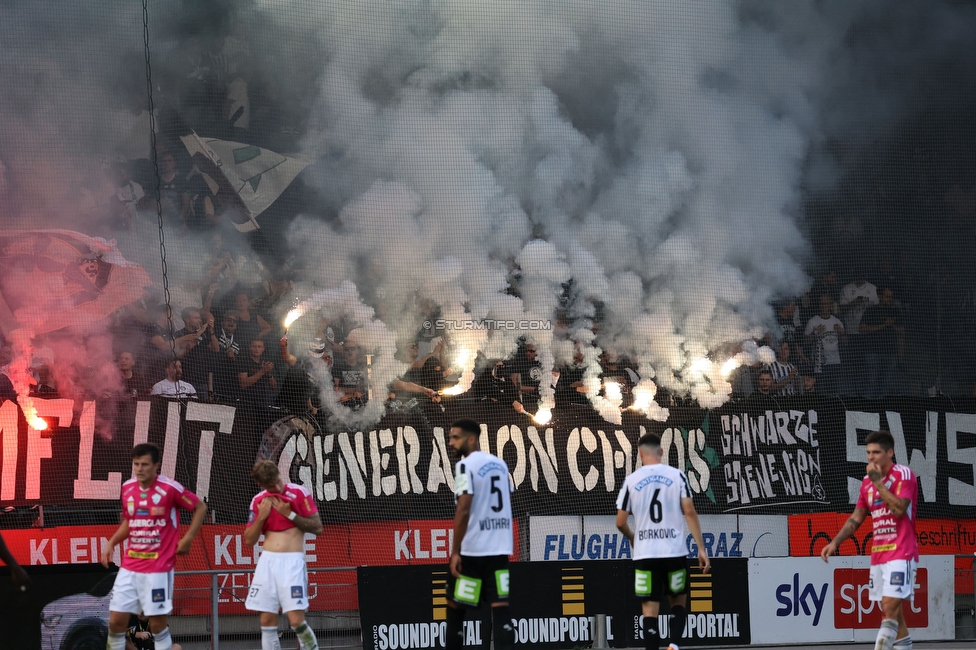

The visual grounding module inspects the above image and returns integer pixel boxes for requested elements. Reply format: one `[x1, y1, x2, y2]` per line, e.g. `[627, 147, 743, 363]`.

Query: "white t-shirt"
[150, 379, 198, 398]
[839, 281, 879, 334]
[804, 315, 844, 370]
[454, 451, 513, 557]
[616, 463, 691, 559]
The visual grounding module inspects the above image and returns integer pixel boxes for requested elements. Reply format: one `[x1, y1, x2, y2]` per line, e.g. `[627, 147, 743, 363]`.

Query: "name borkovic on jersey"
[638, 527, 680, 541]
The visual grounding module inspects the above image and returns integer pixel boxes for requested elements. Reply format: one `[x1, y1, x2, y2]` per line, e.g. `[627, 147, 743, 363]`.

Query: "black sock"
[445, 605, 465, 650]
[669, 605, 688, 647]
[491, 605, 515, 650]
[643, 616, 660, 650]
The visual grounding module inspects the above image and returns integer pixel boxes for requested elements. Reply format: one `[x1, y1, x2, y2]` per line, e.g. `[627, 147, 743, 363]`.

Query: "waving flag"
[181, 133, 309, 232]
[0, 230, 151, 336]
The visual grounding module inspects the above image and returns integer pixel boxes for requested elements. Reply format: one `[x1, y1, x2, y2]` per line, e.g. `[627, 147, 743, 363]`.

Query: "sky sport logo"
[425, 319, 552, 331]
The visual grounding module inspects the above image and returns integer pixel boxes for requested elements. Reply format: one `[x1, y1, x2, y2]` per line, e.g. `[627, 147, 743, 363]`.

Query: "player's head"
[448, 418, 480, 457]
[865, 430, 895, 469]
[636, 432, 663, 465]
[251, 460, 285, 493]
[131, 443, 161, 482]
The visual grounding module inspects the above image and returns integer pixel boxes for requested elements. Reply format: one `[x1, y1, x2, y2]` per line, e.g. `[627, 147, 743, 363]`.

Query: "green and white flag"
[181, 133, 309, 232]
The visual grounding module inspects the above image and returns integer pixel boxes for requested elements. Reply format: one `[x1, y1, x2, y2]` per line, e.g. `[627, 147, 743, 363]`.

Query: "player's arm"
[268, 497, 324, 535]
[615, 509, 633, 545]
[243, 498, 274, 547]
[820, 507, 868, 562]
[868, 471, 911, 518]
[101, 519, 130, 567]
[177, 499, 208, 555]
[0, 531, 30, 588]
[682, 497, 711, 574]
[450, 493, 473, 578]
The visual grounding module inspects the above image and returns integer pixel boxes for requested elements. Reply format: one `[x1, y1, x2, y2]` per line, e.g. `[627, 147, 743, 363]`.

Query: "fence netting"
[2, 0, 976, 646]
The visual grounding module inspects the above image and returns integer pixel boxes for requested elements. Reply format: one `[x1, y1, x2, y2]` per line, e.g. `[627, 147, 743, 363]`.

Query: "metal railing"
[170, 567, 361, 650]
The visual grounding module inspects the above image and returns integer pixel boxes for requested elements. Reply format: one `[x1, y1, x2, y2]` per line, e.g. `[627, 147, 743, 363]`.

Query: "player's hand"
[866, 462, 883, 483]
[257, 497, 275, 519]
[176, 536, 193, 555]
[820, 541, 837, 562]
[135, 632, 152, 640]
[11, 564, 31, 590]
[100, 543, 114, 568]
[698, 549, 711, 574]
[450, 552, 463, 578]
[270, 498, 293, 519]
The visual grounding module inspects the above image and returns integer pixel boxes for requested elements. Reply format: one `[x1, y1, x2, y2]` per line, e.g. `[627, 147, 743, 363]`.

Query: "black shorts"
[633, 556, 690, 602]
[445, 555, 510, 607]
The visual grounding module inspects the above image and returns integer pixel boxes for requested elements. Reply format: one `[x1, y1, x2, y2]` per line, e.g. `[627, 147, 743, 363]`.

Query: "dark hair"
[451, 419, 481, 437]
[637, 432, 662, 450]
[180, 307, 201, 321]
[758, 368, 773, 378]
[132, 443, 161, 464]
[865, 430, 894, 451]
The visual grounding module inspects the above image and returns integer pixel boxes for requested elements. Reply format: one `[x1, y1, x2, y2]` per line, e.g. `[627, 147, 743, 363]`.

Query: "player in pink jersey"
[244, 460, 323, 650]
[821, 430, 919, 650]
[100, 443, 207, 650]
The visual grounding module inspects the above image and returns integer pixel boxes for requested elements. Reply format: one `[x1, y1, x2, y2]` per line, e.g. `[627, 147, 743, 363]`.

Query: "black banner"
[357, 560, 751, 649]
[0, 396, 974, 520]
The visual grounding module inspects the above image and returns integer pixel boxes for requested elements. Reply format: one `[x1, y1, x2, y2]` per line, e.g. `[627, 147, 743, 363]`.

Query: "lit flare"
[283, 308, 302, 329]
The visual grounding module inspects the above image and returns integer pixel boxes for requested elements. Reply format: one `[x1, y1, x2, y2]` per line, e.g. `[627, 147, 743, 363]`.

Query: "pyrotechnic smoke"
[2, 0, 976, 420]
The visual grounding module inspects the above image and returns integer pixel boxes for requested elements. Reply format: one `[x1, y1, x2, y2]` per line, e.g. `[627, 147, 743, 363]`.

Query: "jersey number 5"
[649, 488, 663, 523]
[490, 475, 504, 513]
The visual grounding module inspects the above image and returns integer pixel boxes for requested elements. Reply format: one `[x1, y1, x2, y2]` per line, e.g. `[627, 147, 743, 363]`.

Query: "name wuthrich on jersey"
[454, 451, 514, 557]
[616, 463, 692, 559]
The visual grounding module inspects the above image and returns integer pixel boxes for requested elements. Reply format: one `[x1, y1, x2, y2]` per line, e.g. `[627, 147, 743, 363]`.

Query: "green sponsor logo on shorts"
[635, 569, 652, 596]
[454, 575, 482, 605]
[668, 568, 687, 593]
[495, 569, 510, 597]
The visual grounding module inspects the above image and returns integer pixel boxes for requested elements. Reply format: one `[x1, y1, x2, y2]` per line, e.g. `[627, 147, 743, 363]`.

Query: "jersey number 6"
[649, 488, 663, 523]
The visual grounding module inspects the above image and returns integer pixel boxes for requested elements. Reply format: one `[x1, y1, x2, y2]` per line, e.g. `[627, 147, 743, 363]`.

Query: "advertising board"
[748, 555, 955, 643]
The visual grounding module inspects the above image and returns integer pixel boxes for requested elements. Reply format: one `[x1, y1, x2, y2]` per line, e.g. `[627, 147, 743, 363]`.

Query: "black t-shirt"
[276, 359, 326, 414]
[403, 357, 447, 391]
[127, 614, 154, 650]
[861, 304, 900, 353]
[175, 327, 213, 386]
[239, 356, 275, 408]
[121, 372, 151, 399]
[332, 358, 367, 390]
[555, 365, 588, 405]
[777, 313, 800, 346]
[0, 373, 16, 402]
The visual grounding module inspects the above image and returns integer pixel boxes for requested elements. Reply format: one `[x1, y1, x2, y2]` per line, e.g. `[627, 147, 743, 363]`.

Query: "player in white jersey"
[445, 419, 515, 650]
[616, 433, 709, 650]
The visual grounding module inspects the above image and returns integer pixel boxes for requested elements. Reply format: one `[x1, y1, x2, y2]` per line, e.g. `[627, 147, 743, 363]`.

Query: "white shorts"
[869, 559, 916, 601]
[109, 568, 175, 616]
[245, 551, 309, 614]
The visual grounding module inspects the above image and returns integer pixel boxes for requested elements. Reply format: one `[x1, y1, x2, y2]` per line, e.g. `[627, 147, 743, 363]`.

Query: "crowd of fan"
[0, 255, 921, 438]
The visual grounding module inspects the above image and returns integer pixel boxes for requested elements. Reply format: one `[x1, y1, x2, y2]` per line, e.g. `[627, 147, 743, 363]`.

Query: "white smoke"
[3, 0, 976, 422]
[282, 1, 823, 417]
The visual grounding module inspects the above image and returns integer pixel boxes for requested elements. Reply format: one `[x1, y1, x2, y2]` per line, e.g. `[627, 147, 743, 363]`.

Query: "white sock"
[293, 621, 319, 650]
[107, 631, 126, 650]
[874, 619, 898, 650]
[262, 625, 282, 650]
[893, 635, 912, 649]
[154, 626, 173, 650]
